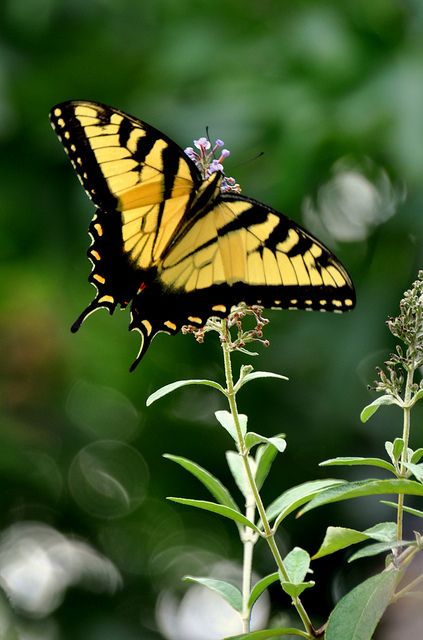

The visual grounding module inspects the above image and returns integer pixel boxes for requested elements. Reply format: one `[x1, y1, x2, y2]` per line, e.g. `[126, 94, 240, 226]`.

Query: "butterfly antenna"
[234, 151, 264, 169]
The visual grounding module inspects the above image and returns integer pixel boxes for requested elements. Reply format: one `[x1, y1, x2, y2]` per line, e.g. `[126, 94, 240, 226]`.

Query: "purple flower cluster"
[184, 136, 241, 194]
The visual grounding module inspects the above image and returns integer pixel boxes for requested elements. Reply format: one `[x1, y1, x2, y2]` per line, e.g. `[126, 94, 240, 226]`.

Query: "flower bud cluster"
[373, 271, 423, 396]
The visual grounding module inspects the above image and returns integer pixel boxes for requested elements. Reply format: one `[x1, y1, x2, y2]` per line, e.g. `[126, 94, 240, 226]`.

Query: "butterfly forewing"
[50, 100, 355, 369]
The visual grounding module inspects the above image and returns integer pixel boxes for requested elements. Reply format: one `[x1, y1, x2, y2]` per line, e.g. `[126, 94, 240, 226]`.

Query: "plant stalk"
[241, 497, 256, 632]
[221, 322, 316, 638]
[397, 365, 414, 541]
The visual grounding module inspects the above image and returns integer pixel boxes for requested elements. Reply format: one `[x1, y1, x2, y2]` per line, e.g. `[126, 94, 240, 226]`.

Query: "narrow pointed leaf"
[360, 395, 399, 423]
[236, 371, 288, 391]
[314, 522, 397, 559]
[226, 450, 255, 499]
[313, 527, 369, 559]
[300, 479, 423, 516]
[348, 539, 413, 562]
[325, 570, 399, 640]
[245, 432, 286, 453]
[215, 410, 248, 440]
[163, 454, 239, 511]
[265, 479, 345, 528]
[380, 500, 423, 519]
[320, 456, 395, 474]
[167, 497, 260, 532]
[184, 576, 242, 612]
[255, 443, 278, 490]
[224, 629, 310, 640]
[248, 572, 279, 609]
[147, 379, 225, 406]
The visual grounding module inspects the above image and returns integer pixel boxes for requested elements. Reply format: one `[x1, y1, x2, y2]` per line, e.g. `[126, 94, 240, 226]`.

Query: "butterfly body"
[50, 100, 355, 369]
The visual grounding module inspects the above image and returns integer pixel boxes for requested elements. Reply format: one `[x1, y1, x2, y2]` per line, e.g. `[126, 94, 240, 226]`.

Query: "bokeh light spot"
[69, 441, 149, 518]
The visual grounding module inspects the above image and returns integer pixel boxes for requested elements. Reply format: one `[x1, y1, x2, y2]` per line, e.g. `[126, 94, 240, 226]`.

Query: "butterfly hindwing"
[50, 100, 355, 369]
[157, 194, 354, 310]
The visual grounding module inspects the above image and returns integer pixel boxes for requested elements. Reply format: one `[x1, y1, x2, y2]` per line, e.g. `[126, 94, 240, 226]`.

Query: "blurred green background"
[1, 0, 422, 638]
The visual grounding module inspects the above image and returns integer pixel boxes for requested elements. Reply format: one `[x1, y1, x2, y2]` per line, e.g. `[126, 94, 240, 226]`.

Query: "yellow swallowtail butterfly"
[50, 100, 355, 370]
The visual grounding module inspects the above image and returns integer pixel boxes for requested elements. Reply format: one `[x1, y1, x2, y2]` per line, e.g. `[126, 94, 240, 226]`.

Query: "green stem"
[397, 365, 414, 541]
[241, 497, 256, 632]
[221, 321, 316, 639]
[392, 571, 423, 602]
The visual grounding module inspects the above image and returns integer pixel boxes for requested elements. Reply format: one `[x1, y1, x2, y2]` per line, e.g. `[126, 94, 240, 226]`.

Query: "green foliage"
[146, 377, 225, 405]
[325, 571, 399, 640]
[313, 522, 397, 559]
[167, 497, 260, 532]
[183, 576, 243, 612]
[163, 454, 240, 512]
[299, 478, 423, 515]
[247, 573, 279, 610]
[216, 410, 248, 441]
[280, 547, 315, 598]
[265, 479, 345, 527]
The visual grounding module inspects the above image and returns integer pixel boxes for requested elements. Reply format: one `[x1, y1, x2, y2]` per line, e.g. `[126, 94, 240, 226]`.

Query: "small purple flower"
[194, 137, 210, 151]
[208, 159, 224, 175]
[218, 149, 230, 162]
[184, 132, 241, 193]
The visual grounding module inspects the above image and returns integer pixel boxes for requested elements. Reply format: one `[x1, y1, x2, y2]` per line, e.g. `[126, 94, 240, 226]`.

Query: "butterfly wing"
[49, 100, 202, 322]
[127, 192, 355, 369]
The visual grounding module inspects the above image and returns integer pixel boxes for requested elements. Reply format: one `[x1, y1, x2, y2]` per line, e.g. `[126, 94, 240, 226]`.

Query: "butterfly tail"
[71, 297, 116, 333]
[128, 314, 154, 372]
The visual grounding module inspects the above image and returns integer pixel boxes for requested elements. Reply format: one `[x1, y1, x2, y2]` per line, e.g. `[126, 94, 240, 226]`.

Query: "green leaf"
[280, 548, 314, 598]
[245, 432, 286, 453]
[392, 438, 404, 461]
[226, 451, 254, 499]
[363, 522, 397, 542]
[284, 547, 311, 584]
[411, 388, 423, 406]
[254, 443, 278, 490]
[280, 580, 315, 599]
[146, 378, 225, 406]
[248, 572, 279, 609]
[313, 527, 369, 559]
[167, 497, 260, 532]
[404, 462, 423, 483]
[313, 522, 397, 559]
[380, 500, 423, 519]
[348, 539, 413, 562]
[163, 454, 240, 512]
[411, 448, 423, 464]
[320, 456, 395, 474]
[183, 576, 242, 612]
[235, 371, 288, 392]
[299, 479, 423, 516]
[265, 479, 345, 529]
[225, 628, 310, 639]
[360, 395, 399, 423]
[215, 410, 248, 440]
[325, 570, 399, 640]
